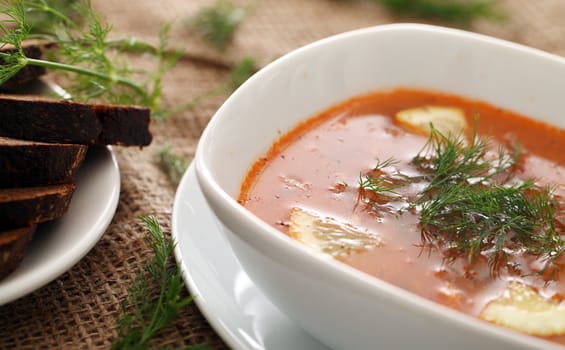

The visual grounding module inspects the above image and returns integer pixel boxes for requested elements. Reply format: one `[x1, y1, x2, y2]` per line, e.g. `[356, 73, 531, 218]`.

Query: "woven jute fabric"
[1, 0, 565, 349]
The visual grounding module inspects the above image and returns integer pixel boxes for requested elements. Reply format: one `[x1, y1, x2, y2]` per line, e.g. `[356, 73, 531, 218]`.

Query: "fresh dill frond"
[189, 0, 246, 50]
[41, 0, 174, 109]
[158, 144, 188, 186]
[0, 0, 30, 83]
[372, 157, 399, 171]
[360, 125, 564, 275]
[411, 128, 563, 274]
[0, 0, 178, 113]
[377, 0, 503, 25]
[420, 180, 563, 274]
[46, 0, 125, 99]
[359, 157, 405, 198]
[412, 127, 517, 199]
[359, 174, 401, 198]
[111, 216, 205, 350]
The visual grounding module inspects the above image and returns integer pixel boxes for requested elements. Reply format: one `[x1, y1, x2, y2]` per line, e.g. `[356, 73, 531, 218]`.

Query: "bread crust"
[0, 184, 76, 230]
[0, 137, 88, 188]
[0, 95, 152, 146]
[0, 225, 36, 280]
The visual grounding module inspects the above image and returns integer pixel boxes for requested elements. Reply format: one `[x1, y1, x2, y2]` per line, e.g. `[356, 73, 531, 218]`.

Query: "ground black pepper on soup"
[238, 88, 565, 344]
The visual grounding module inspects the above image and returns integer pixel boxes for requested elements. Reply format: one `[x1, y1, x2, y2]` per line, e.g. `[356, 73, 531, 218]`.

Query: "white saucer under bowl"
[173, 164, 329, 350]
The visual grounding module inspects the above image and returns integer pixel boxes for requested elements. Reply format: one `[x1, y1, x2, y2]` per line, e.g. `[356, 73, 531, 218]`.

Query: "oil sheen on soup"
[238, 88, 565, 344]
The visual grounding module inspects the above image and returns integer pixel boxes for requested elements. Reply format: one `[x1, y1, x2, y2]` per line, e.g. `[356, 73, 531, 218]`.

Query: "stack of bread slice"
[0, 94, 152, 280]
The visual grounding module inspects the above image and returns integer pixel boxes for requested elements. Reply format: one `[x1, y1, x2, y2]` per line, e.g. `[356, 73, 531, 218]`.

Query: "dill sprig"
[359, 158, 405, 198]
[420, 181, 563, 273]
[359, 174, 400, 197]
[158, 144, 188, 187]
[112, 216, 205, 350]
[361, 126, 564, 275]
[0, 0, 31, 83]
[412, 127, 519, 198]
[0, 0, 178, 112]
[189, 0, 246, 50]
[414, 129, 563, 273]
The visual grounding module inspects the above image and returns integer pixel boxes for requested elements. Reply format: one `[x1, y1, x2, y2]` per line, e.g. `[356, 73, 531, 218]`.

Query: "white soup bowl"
[195, 24, 565, 349]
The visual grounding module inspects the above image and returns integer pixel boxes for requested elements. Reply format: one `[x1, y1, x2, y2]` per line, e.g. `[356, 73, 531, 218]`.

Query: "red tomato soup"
[238, 88, 565, 344]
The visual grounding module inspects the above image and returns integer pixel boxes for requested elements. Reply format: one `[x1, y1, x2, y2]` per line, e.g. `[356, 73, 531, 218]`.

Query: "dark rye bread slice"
[0, 225, 36, 280]
[0, 95, 152, 146]
[0, 43, 47, 90]
[0, 184, 75, 230]
[0, 136, 88, 188]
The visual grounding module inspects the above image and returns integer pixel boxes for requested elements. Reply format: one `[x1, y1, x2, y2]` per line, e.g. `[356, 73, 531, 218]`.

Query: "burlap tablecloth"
[2, 0, 565, 348]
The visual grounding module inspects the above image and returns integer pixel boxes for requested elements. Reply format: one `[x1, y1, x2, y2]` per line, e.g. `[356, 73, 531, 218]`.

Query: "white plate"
[173, 164, 329, 350]
[0, 146, 120, 305]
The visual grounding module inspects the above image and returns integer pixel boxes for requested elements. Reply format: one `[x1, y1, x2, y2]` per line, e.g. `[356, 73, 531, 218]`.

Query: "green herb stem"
[0, 0, 177, 112]
[111, 216, 204, 350]
[25, 57, 149, 99]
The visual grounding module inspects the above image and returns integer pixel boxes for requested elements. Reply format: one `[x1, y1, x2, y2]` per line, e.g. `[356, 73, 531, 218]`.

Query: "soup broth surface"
[238, 89, 565, 344]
